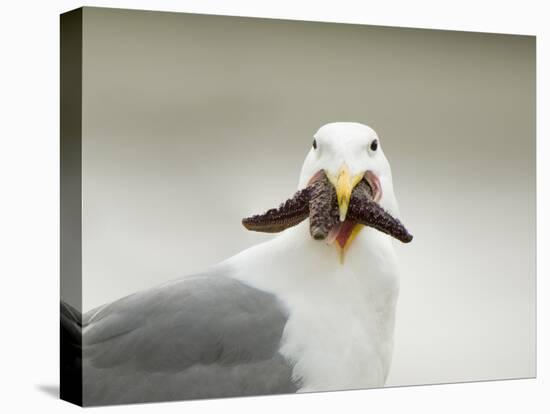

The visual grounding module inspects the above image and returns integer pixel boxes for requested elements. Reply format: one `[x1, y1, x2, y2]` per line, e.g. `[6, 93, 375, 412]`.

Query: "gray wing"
[79, 269, 298, 406]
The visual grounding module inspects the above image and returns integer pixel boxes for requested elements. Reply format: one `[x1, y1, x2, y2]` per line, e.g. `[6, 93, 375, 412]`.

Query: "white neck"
[223, 223, 401, 391]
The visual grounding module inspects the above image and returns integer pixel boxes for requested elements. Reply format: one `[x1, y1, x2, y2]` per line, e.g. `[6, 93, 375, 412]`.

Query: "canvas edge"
[60, 7, 84, 407]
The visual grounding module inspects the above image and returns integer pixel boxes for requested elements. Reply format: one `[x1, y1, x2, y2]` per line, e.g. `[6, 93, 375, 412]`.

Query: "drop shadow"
[36, 384, 59, 399]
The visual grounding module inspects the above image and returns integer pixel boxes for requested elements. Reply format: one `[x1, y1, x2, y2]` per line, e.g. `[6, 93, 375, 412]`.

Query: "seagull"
[61, 122, 412, 406]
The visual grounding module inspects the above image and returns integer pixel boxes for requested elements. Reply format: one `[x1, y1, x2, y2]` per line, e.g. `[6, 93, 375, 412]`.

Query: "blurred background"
[78, 7, 535, 387]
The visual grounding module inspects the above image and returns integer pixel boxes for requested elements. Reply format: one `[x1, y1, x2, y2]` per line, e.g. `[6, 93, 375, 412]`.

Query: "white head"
[299, 122, 399, 218]
[241, 122, 408, 261]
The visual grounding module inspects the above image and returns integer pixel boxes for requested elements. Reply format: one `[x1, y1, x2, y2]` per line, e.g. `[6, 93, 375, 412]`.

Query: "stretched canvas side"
[60, 7, 83, 407]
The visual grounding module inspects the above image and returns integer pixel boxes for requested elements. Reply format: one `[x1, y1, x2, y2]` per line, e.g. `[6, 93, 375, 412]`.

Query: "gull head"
[242, 122, 409, 260]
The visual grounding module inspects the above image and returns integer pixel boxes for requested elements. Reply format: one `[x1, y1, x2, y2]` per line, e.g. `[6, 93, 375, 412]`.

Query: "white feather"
[226, 223, 400, 391]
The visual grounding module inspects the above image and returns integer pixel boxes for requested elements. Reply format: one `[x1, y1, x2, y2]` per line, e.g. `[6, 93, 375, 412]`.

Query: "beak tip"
[339, 201, 349, 222]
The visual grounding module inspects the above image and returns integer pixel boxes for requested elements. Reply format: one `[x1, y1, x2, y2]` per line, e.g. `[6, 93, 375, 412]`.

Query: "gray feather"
[75, 268, 298, 406]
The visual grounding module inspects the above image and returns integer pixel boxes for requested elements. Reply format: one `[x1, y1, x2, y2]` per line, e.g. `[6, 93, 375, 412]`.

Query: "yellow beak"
[326, 164, 364, 222]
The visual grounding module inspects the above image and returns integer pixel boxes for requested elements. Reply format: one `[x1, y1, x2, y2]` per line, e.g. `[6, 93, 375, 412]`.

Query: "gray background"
[80, 7, 535, 387]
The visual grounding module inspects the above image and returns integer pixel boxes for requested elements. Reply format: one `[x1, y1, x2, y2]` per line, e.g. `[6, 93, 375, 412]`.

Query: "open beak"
[326, 164, 364, 222]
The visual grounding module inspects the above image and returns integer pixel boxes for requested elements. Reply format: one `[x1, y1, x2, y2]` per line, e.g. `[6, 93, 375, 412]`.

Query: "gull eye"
[370, 139, 378, 152]
[312, 139, 317, 149]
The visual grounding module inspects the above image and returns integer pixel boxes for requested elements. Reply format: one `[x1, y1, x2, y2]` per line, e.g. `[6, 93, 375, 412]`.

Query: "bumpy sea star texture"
[347, 181, 413, 243]
[308, 175, 339, 240]
[241, 187, 310, 233]
[242, 172, 412, 243]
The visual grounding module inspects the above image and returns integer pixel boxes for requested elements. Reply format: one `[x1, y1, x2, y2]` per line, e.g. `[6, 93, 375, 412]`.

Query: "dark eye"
[370, 139, 378, 151]
[312, 139, 317, 149]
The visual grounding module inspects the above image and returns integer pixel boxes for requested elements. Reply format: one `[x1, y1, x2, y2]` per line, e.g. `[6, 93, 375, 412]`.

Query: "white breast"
[226, 223, 400, 392]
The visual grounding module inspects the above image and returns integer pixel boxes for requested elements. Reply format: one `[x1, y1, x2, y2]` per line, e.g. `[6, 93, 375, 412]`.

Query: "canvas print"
[60, 7, 536, 407]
